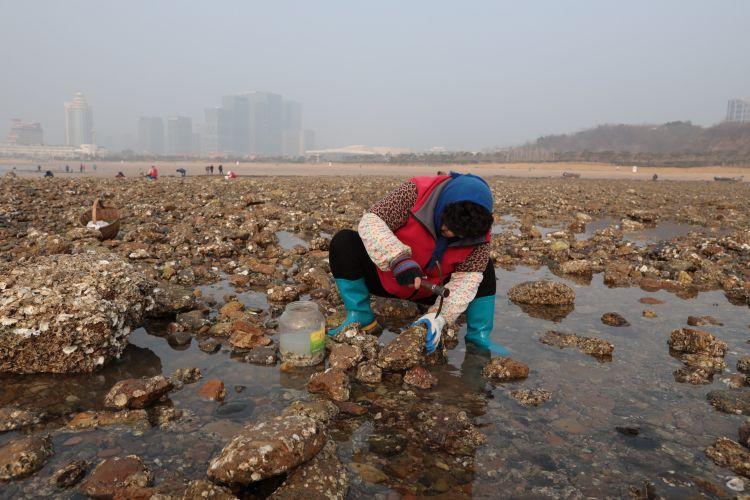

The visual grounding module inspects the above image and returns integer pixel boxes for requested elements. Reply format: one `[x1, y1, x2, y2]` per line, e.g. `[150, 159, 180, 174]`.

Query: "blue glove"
[413, 313, 446, 354]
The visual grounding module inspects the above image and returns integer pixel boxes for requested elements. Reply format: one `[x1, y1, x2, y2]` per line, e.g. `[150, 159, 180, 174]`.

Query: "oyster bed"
[1, 175, 749, 498]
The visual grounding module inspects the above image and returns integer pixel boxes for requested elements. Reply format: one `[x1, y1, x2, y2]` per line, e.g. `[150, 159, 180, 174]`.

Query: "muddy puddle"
[2, 259, 750, 498]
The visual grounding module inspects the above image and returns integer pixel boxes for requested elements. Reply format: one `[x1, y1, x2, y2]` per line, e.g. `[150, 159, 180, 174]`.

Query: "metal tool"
[419, 281, 450, 298]
[419, 262, 449, 318]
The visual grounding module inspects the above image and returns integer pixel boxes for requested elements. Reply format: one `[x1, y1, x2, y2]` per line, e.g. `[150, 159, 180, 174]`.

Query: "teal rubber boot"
[465, 295, 509, 356]
[327, 278, 378, 337]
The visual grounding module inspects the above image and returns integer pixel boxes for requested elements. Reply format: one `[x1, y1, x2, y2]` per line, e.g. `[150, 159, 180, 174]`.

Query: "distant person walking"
[79, 164, 84, 173]
[205, 166, 210, 176]
[210, 165, 214, 175]
[218, 164, 223, 175]
[65, 165, 70, 173]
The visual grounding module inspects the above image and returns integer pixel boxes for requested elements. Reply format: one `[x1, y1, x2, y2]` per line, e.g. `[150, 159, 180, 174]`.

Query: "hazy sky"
[2, 0, 749, 150]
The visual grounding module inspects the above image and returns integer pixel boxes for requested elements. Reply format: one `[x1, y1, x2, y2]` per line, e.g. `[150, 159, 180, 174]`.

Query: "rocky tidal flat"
[1, 174, 750, 498]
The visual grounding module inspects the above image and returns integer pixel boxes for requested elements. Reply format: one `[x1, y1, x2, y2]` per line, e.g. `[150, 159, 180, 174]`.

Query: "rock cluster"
[104, 376, 173, 410]
[706, 437, 750, 477]
[80, 455, 151, 498]
[508, 280, 576, 305]
[0, 406, 43, 432]
[510, 388, 552, 407]
[376, 325, 425, 371]
[269, 440, 348, 499]
[601, 312, 629, 326]
[539, 330, 614, 361]
[0, 254, 155, 373]
[307, 368, 351, 401]
[403, 365, 438, 389]
[482, 357, 529, 382]
[668, 328, 727, 384]
[207, 401, 334, 486]
[0, 435, 53, 481]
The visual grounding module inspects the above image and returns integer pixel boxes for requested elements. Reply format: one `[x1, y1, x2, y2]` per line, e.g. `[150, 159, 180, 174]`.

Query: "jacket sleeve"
[427, 271, 483, 324]
[358, 213, 410, 271]
[428, 244, 491, 323]
[358, 181, 418, 271]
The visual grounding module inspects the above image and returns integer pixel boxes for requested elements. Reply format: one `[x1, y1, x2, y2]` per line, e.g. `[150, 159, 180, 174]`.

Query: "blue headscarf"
[427, 172, 493, 269]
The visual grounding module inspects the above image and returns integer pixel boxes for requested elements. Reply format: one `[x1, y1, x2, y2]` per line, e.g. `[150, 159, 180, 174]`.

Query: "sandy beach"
[1, 159, 748, 182]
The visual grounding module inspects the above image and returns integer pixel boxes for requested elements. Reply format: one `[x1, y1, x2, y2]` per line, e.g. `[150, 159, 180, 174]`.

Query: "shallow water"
[493, 214, 727, 246]
[275, 231, 309, 250]
[2, 266, 750, 497]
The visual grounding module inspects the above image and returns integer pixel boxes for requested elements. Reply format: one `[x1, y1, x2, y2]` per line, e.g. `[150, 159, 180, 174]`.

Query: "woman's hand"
[391, 255, 423, 288]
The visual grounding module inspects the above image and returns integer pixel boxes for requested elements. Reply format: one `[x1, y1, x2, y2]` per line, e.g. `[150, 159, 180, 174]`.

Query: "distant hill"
[532, 121, 750, 157]
[332, 121, 750, 166]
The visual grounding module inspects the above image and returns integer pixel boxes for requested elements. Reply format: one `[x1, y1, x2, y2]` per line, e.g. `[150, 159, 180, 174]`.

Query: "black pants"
[329, 229, 495, 304]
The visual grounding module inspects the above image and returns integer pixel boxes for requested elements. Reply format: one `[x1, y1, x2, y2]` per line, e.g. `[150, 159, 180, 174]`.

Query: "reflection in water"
[0, 344, 162, 416]
[513, 303, 575, 323]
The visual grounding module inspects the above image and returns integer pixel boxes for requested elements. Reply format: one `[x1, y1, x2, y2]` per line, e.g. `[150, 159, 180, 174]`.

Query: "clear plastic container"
[278, 300, 325, 366]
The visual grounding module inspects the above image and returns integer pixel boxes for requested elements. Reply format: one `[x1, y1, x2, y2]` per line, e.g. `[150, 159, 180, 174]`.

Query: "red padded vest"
[375, 175, 490, 300]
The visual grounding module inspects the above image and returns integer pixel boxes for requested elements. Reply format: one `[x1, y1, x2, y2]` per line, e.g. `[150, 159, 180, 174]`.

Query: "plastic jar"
[277, 300, 325, 366]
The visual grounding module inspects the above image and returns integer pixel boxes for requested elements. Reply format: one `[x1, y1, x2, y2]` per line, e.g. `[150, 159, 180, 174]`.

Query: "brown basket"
[79, 198, 121, 240]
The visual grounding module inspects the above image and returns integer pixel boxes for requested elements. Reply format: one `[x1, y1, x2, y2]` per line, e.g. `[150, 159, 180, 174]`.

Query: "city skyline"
[133, 90, 314, 157]
[8, 93, 750, 156]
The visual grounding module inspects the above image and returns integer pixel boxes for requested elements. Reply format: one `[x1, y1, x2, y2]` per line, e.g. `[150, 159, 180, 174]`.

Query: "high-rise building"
[282, 100, 302, 131]
[222, 95, 250, 155]
[281, 100, 304, 156]
[242, 91, 283, 156]
[64, 92, 93, 146]
[726, 98, 750, 123]
[166, 116, 193, 155]
[203, 107, 233, 155]
[7, 119, 44, 145]
[137, 117, 164, 155]
[204, 91, 310, 157]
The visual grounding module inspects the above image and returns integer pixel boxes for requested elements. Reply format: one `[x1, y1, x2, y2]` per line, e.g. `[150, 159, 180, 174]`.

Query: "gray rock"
[50, 460, 87, 488]
[376, 325, 425, 372]
[0, 406, 43, 432]
[508, 280, 575, 306]
[328, 343, 363, 371]
[104, 376, 173, 410]
[244, 344, 278, 365]
[355, 362, 383, 384]
[182, 479, 237, 499]
[207, 414, 326, 485]
[0, 435, 53, 481]
[80, 455, 151, 498]
[176, 309, 211, 331]
[149, 281, 198, 317]
[708, 390, 750, 415]
[270, 440, 348, 500]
